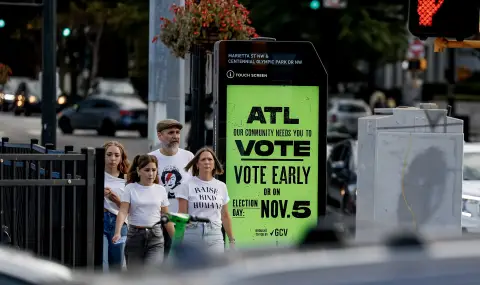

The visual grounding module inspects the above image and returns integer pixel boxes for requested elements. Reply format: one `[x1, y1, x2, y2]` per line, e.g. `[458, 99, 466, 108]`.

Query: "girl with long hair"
[112, 154, 175, 269]
[176, 147, 235, 253]
[103, 141, 130, 272]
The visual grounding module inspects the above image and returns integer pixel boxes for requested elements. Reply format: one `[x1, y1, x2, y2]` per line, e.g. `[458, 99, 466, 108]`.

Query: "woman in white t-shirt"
[176, 147, 235, 253]
[102, 141, 130, 272]
[112, 154, 175, 269]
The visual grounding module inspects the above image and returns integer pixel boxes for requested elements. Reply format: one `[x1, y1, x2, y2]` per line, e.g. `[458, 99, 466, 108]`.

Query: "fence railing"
[0, 137, 105, 269]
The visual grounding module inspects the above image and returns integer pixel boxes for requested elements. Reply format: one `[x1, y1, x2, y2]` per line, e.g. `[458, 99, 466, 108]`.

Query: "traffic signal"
[408, 58, 427, 71]
[62, 28, 71, 37]
[310, 0, 320, 10]
[0, 19, 5, 28]
[408, 0, 479, 40]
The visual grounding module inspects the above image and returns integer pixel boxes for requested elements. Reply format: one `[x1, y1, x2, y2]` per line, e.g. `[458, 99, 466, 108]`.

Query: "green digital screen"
[226, 85, 319, 248]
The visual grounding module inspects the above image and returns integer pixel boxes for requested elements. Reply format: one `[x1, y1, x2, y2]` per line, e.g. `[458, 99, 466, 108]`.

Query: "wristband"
[229, 238, 235, 243]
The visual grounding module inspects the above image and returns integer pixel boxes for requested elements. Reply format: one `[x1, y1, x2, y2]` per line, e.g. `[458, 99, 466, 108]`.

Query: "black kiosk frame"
[213, 40, 328, 245]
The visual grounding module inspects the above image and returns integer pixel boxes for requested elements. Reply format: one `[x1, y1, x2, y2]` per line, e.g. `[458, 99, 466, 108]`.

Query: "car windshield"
[26, 81, 41, 98]
[338, 103, 367, 113]
[463, 152, 480, 180]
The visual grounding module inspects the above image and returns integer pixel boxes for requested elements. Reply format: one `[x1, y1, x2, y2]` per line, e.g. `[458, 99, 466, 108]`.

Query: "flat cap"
[156, 119, 183, 132]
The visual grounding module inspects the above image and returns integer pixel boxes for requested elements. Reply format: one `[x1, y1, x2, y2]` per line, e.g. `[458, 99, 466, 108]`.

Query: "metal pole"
[189, 44, 206, 154]
[446, 49, 456, 116]
[41, 0, 57, 147]
[148, 0, 185, 151]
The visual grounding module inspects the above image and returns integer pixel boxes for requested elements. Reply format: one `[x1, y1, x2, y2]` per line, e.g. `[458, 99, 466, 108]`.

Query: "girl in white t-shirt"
[112, 154, 175, 269]
[102, 141, 130, 272]
[176, 147, 235, 253]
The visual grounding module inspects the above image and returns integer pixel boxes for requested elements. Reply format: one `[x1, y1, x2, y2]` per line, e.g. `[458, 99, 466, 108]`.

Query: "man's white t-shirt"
[148, 148, 194, 213]
[120, 182, 170, 227]
[176, 177, 230, 224]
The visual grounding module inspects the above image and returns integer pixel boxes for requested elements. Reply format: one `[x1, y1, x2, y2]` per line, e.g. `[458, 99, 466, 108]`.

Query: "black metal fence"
[0, 137, 104, 269]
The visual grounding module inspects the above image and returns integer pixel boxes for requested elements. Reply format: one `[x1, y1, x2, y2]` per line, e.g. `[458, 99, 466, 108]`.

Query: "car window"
[26, 81, 40, 98]
[338, 103, 367, 113]
[329, 143, 347, 161]
[343, 143, 356, 170]
[0, 274, 32, 285]
[77, 100, 95, 110]
[327, 102, 333, 111]
[92, 100, 115, 109]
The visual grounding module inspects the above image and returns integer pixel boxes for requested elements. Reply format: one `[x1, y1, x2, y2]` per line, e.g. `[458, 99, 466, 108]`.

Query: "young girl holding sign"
[176, 147, 235, 252]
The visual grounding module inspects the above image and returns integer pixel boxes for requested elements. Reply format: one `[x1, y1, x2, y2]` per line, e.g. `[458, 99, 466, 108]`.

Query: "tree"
[338, 1, 408, 88]
[28, 0, 148, 95]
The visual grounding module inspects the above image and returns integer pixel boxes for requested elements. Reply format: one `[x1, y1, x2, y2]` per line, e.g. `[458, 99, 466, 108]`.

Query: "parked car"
[57, 94, 148, 137]
[461, 142, 480, 233]
[0, 77, 31, 112]
[88, 77, 136, 97]
[0, 84, 16, 112]
[0, 246, 73, 284]
[327, 98, 371, 136]
[13, 80, 66, 116]
[13, 81, 41, 116]
[327, 123, 352, 145]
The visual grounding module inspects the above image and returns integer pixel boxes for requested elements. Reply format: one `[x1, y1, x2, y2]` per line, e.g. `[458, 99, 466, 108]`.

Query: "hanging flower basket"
[193, 28, 220, 51]
[153, 0, 258, 58]
[0, 63, 12, 85]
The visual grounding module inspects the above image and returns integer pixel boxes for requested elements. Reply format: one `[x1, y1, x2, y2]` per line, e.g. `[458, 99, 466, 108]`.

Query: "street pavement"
[0, 112, 149, 156]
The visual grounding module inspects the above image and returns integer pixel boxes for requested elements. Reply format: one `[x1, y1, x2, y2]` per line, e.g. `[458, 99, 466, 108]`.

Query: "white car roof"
[0, 246, 73, 283]
[330, 98, 367, 105]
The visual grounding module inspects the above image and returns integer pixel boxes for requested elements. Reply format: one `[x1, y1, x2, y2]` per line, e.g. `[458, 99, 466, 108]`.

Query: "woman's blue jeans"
[103, 211, 127, 272]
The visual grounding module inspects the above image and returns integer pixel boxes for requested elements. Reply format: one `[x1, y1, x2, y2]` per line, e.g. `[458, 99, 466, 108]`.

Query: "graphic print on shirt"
[193, 186, 223, 210]
[160, 165, 183, 198]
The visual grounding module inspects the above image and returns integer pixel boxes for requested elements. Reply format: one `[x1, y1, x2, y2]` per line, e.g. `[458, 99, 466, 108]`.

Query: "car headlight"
[57, 95, 66, 105]
[28, 95, 37, 104]
[462, 195, 480, 217]
[4, 94, 14, 101]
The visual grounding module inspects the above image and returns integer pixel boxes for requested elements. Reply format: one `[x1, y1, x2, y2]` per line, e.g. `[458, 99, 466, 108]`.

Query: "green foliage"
[339, 2, 408, 63]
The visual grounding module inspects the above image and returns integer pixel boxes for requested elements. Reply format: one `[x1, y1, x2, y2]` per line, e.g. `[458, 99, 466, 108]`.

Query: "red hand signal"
[417, 0, 445, 26]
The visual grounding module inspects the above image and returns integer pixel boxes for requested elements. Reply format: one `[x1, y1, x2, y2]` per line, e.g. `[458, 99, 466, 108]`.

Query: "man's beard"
[160, 140, 179, 149]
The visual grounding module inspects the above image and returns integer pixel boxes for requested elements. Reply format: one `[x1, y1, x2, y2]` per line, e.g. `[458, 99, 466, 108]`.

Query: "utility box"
[356, 104, 464, 240]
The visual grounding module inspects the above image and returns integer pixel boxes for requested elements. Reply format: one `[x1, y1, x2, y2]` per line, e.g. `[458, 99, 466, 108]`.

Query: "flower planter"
[155, 0, 258, 59]
[193, 30, 220, 51]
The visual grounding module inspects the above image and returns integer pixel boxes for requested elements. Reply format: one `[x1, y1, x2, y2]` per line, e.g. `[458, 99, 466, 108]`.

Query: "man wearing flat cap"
[149, 119, 194, 257]
[149, 119, 194, 212]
